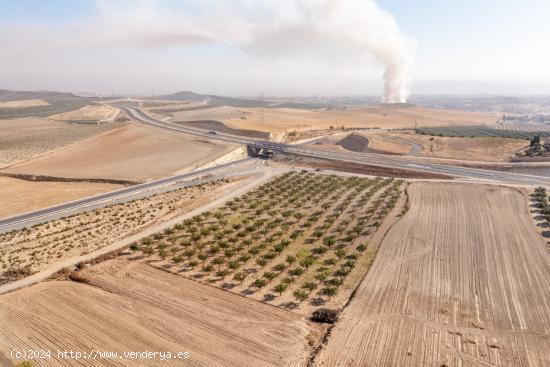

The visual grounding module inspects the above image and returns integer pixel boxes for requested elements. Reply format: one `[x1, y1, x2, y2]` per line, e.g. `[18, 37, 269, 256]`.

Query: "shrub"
[272, 263, 287, 272]
[282, 276, 295, 284]
[335, 249, 346, 259]
[228, 260, 240, 270]
[253, 278, 268, 288]
[311, 308, 338, 324]
[256, 258, 269, 266]
[216, 269, 229, 277]
[293, 290, 308, 303]
[302, 282, 318, 292]
[274, 283, 288, 295]
[322, 286, 337, 299]
[288, 267, 304, 276]
[263, 272, 278, 282]
[299, 257, 314, 269]
[129, 242, 140, 253]
[234, 272, 246, 283]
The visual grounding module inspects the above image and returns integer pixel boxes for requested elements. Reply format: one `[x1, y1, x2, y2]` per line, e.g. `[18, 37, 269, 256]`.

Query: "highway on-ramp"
[125, 107, 550, 187]
[3, 107, 550, 233]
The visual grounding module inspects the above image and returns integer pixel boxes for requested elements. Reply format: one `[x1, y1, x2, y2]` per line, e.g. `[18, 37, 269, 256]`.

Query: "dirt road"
[0, 162, 280, 295]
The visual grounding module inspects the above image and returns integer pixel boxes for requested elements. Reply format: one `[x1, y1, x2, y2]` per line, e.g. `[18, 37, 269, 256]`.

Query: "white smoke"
[1, 0, 415, 100]
[90, 0, 415, 101]
[237, 0, 415, 103]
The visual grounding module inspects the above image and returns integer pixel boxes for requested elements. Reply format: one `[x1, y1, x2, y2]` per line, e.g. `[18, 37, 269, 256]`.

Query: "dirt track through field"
[315, 182, 550, 367]
[0, 260, 313, 367]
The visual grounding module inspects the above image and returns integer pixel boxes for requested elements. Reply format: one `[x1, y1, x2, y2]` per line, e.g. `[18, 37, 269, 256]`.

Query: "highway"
[125, 107, 550, 186]
[3, 107, 549, 233]
[0, 157, 254, 233]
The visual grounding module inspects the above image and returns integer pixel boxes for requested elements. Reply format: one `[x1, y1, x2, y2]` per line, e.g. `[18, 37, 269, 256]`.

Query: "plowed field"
[0, 260, 314, 367]
[316, 183, 550, 367]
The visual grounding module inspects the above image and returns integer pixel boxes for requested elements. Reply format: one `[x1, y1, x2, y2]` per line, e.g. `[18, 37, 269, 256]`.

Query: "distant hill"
[0, 89, 85, 102]
[0, 90, 92, 119]
[156, 90, 326, 110]
[155, 90, 209, 102]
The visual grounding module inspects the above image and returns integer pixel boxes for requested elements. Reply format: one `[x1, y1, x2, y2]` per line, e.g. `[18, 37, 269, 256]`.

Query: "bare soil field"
[0, 176, 121, 219]
[308, 133, 401, 155]
[120, 172, 404, 316]
[0, 117, 126, 167]
[0, 99, 49, 108]
[0, 179, 234, 285]
[167, 105, 244, 122]
[176, 119, 269, 139]
[3, 124, 238, 181]
[48, 104, 120, 122]
[356, 130, 416, 155]
[0, 259, 315, 367]
[218, 105, 498, 133]
[315, 182, 550, 367]
[378, 131, 527, 162]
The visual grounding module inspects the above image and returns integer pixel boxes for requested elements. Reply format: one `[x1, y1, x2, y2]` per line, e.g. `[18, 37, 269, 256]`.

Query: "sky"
[0, 0, 549, 97]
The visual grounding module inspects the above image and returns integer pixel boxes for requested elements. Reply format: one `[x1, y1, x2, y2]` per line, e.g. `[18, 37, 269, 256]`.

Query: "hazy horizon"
[1, 0, 549, 98]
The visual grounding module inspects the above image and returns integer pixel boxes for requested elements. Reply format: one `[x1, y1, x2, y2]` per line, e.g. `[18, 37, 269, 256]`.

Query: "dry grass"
[0, 180, 229, 284]
[356, 131, 414, 155]
[316, 182, 550, 367]
[0, 118, 125, 168]
[3, 124, 238, 181]
[0, 259, 315, 366]
[0, 176, 121, 218]
[391, 131, 527, 161]
[218, 105, 498, 133]
[0, 99, 49, 108]
[168, 105, 245, 122]
[49, 104, 120, 121]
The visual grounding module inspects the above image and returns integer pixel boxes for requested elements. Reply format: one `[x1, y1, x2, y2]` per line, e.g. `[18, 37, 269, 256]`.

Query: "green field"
[416, 126, 550, 140]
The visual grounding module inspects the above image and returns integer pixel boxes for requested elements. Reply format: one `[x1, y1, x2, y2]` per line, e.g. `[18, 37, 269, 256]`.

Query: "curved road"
[126, 107, 550, 186]
[3, 107, 550, 233]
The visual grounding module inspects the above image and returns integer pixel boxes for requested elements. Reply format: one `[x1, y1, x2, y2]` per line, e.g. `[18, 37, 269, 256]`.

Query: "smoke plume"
[90, 0, 415, 101]
[1, 0, 415, 100]
[239, 0, 415, 103]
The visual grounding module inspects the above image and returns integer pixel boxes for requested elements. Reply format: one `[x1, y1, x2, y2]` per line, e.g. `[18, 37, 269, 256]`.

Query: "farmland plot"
[0, 118, 125, 167]
[125, 172, 404, 315]
[315, 183, 550, 367]
[0, 180, 229, 285]
[416, 125, 550, 140]
[0, 260, 314, 367]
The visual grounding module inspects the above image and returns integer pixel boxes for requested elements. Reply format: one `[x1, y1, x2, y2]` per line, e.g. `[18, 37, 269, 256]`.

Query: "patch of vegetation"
[311, 308, 339, 324]
[0, 96, 92, 119]
[516, 135, 550, 157]
[415, 126, 550, 140]
[533, 187, 550, 223]
[130, 171, 404, 311]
